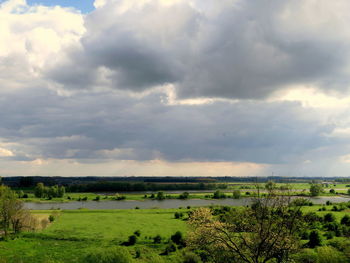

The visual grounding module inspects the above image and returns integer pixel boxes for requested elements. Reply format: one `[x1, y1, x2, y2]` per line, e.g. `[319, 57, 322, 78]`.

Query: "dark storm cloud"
[46, 0, 350, 99]
[0, 87, 337, 164]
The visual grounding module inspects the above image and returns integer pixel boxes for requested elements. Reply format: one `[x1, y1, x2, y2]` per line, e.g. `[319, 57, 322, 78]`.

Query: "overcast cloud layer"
[2, 0, 350, 177]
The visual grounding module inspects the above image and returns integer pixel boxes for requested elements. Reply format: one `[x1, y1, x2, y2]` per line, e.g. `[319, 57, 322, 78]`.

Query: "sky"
[1, 0, 350, 177]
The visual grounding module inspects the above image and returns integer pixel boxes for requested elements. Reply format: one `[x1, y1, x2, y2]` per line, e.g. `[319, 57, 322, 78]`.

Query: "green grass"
[0, 209, 188, 263]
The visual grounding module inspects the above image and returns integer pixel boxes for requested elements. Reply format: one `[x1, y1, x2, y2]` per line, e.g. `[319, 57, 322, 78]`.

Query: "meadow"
[0, 203, 349, 263]
[0, 209, 189, 263]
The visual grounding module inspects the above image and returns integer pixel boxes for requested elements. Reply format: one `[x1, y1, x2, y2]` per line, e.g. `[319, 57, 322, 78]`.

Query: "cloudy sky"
[1, 0, 350, 177]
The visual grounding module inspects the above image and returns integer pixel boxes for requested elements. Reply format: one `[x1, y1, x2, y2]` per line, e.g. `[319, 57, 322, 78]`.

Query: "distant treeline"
[67, 182, 227, 192]
[2, 175, 350, 188]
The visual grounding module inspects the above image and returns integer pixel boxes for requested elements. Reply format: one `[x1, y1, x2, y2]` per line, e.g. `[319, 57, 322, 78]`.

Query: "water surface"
[24, 196, 350, 210]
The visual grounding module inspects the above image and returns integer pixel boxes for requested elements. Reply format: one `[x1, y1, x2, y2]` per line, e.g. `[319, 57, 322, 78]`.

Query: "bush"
[341, 215, 350, 226]
[213, 190, 226, 199]
[232, 190, 241, 199]
[171, 231, 184, 245]
[308, 230, 322, 248]
[48, 215, 55, 222]
[163, 241, 177, 255]
[293, 248, 318, 263]
[179, 192, 189, 199]
[127, 235, 137, 246]
[174, 212, 183, 219]
[83, 247, 132, 263]
[182, 251, 202, 263]
[153, 234, 162, 244]
[324, 213, 336, 222]
[316, 246, 347, 263]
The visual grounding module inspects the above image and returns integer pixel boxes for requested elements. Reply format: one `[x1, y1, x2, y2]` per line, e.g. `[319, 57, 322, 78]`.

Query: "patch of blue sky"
[26, 0, 95, 13]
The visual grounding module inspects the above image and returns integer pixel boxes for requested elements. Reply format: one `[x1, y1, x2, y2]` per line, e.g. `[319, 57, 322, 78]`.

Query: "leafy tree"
[179, 192, 189, 199]
[0, 185, 36, 237]
[309, 184, 323, 196]
[34, 183, 45, 198]
[308, 230, 322, 248]
[188, 187, 305, 263]
[264, 180, 276, 191]
[213, 190, 225, 199]
[232, 190, 241, 199]
[324, 213, 336, 223]
[341, 215, 350, 226]
[156, 192, 165, 200]
[58, 186, 65, 198]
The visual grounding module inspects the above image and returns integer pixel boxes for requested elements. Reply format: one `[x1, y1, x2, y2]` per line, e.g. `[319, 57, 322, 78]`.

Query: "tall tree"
[187, 186, 305, 263]
[0, 185, 36, 238]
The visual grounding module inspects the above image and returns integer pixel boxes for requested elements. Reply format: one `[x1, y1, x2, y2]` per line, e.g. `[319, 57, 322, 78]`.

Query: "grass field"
[0, 203, 349, 263]
[0, 209, 189, 263]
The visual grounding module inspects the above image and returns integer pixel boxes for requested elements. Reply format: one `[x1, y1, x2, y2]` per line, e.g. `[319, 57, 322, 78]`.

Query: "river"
[24, 196, 350, 210]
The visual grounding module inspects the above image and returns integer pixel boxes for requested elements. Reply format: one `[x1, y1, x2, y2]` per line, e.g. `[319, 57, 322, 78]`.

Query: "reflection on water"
[24, 196, 350, 210]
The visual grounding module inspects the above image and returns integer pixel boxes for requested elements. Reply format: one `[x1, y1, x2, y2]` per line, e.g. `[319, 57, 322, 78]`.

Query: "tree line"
[34, 183, 65, 198]
[66, 182, 226, 192]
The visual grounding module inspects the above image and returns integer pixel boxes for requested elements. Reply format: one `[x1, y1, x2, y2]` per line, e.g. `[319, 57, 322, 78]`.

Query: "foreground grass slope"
[0, 209, 188, 263]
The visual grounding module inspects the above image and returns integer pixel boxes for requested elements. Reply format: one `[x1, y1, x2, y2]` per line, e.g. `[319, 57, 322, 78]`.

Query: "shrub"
[293, 248, 318, 263]
[127, 235, 137, 246]
[182, 251, 202, 263]
[48, 215, 55, 222]
[341, 215, 350, 226]
[153, 235, 162, 244]
[308, 230, 322, 248]
[174, 212, 183, 219]
[232, 190, 241, 199]
[324, 213, 336, 222]
[171, 231, 184, 246]
[83, 247, 132, 263]
[213, 190, 225, 199]
[179, 192, 189, 199]
[163, 241, 177, 255]
[316, 246, 347, 263]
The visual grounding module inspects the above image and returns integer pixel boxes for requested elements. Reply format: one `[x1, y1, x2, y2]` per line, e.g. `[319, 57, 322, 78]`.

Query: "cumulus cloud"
[44, 0, 350, 99]
[0, 86, 339, 165]
[2, 0, 350, 176]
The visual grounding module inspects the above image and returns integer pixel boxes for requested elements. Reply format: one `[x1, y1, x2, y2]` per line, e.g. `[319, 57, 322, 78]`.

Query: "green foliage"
[48, 215, 55, 222]
[182, 251, 202, 263]
[213, 190, 225, 199]
[232, 190, 241, 199]
[171, 231, 184, 246]
[156, 192, 165, 200]
[174, 212, 183, 219]
[127, 235, 137, 246]
[153, 234, 162, 244]
[34, 183, 65, 198]
[309, 184, 323, 196]
[179, 192, 189, 200]
[308, 230, 322, 248]
[341, 215, 350, 226]
[83, 247, 132, 263]
[324, 213, 336, 222]
[316, 246, 347, 263]
[293, 248, 318, 263]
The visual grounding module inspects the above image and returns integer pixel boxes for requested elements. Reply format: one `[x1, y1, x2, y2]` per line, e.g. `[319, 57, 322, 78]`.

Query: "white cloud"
[2, 0, 350, 177]
[0, 147, 14, 157]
